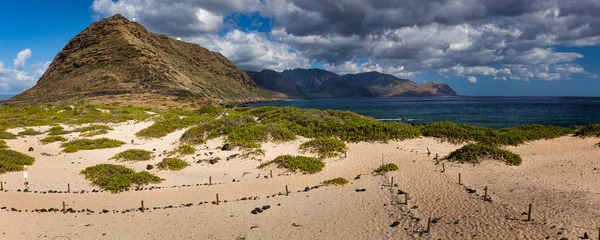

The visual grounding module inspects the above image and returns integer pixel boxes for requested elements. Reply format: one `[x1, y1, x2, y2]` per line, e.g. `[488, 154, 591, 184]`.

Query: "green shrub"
[375, 163, 399, 173]
[80, 164, 162, 192]
[0, 149, 35, 174]
[300, 137, 347, 158]
[61, 138, 126, 153]
[176, 145, 196, 155]
[575, 124, 600, 138]
[157, 158, 190, 171]
[77, 125, 112, 137]
[18, 128, 43, 136]
[111, 149, 153, 162]
[197, 105, 222, 115]
[136, 116, 207, 138]
[259, 155, 324, 174]
[322, 177, 349, 186]
[40, 136, 68, 144]
[444, 143, 522, 165]
[0, 140, 7, 149]
[0, 131, 16, 139]
[48, 126, 71, 135]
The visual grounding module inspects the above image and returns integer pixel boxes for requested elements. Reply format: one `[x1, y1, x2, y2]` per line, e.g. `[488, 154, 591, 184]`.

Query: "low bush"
[0, 149, 35, 174]
[61, 138, 126, 153]
[0, 140, 7, 149]
[40, 136, 68, 144]
[574, 124, 600, 138]
[80, 164, 162, 192]
[322, 177, 349, 186]
[375, 163, 399, 173]
[18, 128, 43, 136]
[259, 155, 324, 174]
[0, 131, 16, 139]
[157, 158, 190, 171]
[136, 116, 208, 138]
[176, 145, 196, 155]
[111, 149, 153, 162]
[444, 143, 522, 165]
[78, 125, 112, 137]
[300, 137, 347, 158]
[48, 126, 70, 135]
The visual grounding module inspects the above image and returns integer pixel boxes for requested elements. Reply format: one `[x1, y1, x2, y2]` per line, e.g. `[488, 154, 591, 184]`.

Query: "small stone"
[146, 164, 154, 170]
[221, 144, 231, 151]
[262, 205, 270, 210]
[583, 232, 589, 239]
[28, 147, 34, 152]
[390, 221, 400, 227]
[209, 159, 218, 165]
[304, 187, 310, 192]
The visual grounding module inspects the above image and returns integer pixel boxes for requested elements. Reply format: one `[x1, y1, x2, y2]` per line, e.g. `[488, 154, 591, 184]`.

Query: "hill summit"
[6, 14, 276, 105]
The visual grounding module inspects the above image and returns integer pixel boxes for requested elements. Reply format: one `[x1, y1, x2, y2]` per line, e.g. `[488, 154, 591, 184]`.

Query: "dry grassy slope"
[7, 14, 277, 104]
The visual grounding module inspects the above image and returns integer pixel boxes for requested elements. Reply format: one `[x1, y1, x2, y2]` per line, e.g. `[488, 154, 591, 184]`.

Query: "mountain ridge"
[247, 68, 457, 98]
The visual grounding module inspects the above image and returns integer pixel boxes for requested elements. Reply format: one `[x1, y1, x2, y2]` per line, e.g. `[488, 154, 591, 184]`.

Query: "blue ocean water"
[251, 97, 600, 128]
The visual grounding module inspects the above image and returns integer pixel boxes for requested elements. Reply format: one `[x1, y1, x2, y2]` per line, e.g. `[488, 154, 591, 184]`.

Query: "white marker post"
[23, 165, 29, 189]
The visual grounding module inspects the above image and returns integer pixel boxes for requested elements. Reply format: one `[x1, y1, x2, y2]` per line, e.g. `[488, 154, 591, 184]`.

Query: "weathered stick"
[0, 181, 3, 191]
[391, 177, 394, 190]
[458, 173, 462, 185]
[484, 186, 488, 200]
[404, 194, 408, 205]
[270, 170, 273, 178]
[527, 203, 532, 221]
[62, 201, 66, 214]
[141, 200, 145, 213]
[67, 183, 70, 193]
[216, 194, 219, 205]
[209, 176, 212, 186]
[285, 185, 289, 196]
[442, 163, 445, 173]
[426, 217, 431, 233]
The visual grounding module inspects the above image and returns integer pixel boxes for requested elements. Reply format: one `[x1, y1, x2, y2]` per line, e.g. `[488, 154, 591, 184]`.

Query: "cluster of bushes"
[375, 163, 399, 173]
[0, 130, 16, 139]
[175, 145, 196, 155]
[157, 158, 190, 171]
[77, 125, 112, 137]
[0, 140, 7, 149]
[0, 149, 35, 174]
[259, 155, 324, 174]
[111, 149, 153, 162]
[61, 138, 126, 153]
[40, 136, 68, 144]
[80, 164, 162, 192]
[18, 128, 43, 136]
[574, 124, 600, 138]
[322, 177, 349, 186]
[444, 143, 522, 165]
[48, 126, 70, 135]
[299, 137, 347, 158]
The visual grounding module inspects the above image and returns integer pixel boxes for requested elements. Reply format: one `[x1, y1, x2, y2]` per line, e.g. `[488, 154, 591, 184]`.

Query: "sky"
[1, 0, 599, 96]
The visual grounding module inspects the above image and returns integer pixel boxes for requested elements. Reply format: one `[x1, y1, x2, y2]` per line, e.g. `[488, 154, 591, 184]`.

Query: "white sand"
[0, 122, 598, 239]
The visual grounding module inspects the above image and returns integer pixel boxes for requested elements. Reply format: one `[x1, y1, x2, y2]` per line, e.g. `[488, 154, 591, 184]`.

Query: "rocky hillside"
[5, 14, 276, 105]
[248, 68, 457, 98]
[246, 70, 306, 99]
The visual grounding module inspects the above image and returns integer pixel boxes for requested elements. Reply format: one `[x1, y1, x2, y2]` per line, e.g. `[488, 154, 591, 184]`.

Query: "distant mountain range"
[246, 69, 456, 98]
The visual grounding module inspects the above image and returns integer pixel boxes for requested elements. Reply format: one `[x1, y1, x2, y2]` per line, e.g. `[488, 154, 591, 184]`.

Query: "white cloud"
[13, 49, 32, 70]
[467, 76, 477, 83]
[323, 60, 418, 78]
[0, 57, 49, 93]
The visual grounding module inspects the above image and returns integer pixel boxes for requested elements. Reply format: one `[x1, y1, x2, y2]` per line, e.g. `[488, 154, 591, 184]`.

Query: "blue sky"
[1, 0, 599, 96]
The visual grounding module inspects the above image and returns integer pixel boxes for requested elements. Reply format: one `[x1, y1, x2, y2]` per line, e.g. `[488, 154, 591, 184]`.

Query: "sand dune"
[1, 122, 598, 239]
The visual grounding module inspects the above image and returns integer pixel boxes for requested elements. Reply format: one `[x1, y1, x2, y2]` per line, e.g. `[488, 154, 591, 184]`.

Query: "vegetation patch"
[61, 138, 126, 153]
[300, 137, 347, 158]
[40, 136, 68, 144]
[0, 149, 35, 174]
[574, 124, 600, 138]
[111, 149, 153, 162]
[0, 140, 7, 149]
[175, 145, 196, 155]
[136, 116, 209, 138]
[0, 131, 16, 139]
[444, 143, 522, 166]
[80, 164, 162, 193]
[375, 163, 399, 173]
[259, 155, 324, 174]
[77, 125, 112, 137]
[18, 128, 43, 136]
[322, 177, 349, 186]
[157, 158, 190, 171]
[48, 126, 71, 135]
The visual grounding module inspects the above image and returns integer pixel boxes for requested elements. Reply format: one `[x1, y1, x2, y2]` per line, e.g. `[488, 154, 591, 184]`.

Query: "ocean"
[251, 96, 600, 128]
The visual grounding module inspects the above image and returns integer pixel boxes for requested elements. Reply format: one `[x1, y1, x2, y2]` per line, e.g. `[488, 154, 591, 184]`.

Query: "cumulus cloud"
[0, 53, 49, 93]
[468, 76, 477, 83]
[13, 49, 32, 70]
[89, 0, 599, 81]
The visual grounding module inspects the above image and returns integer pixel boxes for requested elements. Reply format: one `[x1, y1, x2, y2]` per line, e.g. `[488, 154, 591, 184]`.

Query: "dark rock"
[221, 144, 231, 151]
[146, 164, 154, 170]
[390, 221, 400, 227]
[304, 187, 310, 192]
[102, 209, 109, 213]
[28, 147, 34, 152]
[251, 209, 258, 214]
[262, 205, 270, 210]
[354, 175, 361, 180]
[583, 232, 589, 239]
[209, 159, 218, 165]
[355, 188, 366, 192]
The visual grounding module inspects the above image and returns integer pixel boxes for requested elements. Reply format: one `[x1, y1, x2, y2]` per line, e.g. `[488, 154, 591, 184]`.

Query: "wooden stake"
[458, 173, 462, 185]
[484, 186, 488, 200]
[270, 170, 273, 178]
[62, 201, 66, 214]
[597, 227, 599, 240]
[404, 194, 408, 205]
[442, 163, 445, 173]
[209, 176, 212, 185]
[0, 181, 3, 191]
[67, 183, 70, 193]
[390, 177, 394, 190]
[216, 194, 219, 205]
[527, 203, 532, 221]
[141, 200, 145, 213]
[285, 185, 289, 196]
[426, 217, 431, 233]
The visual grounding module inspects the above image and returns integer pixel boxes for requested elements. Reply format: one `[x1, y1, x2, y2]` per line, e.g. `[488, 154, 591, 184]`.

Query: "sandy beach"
[1, 121, 599, 239]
